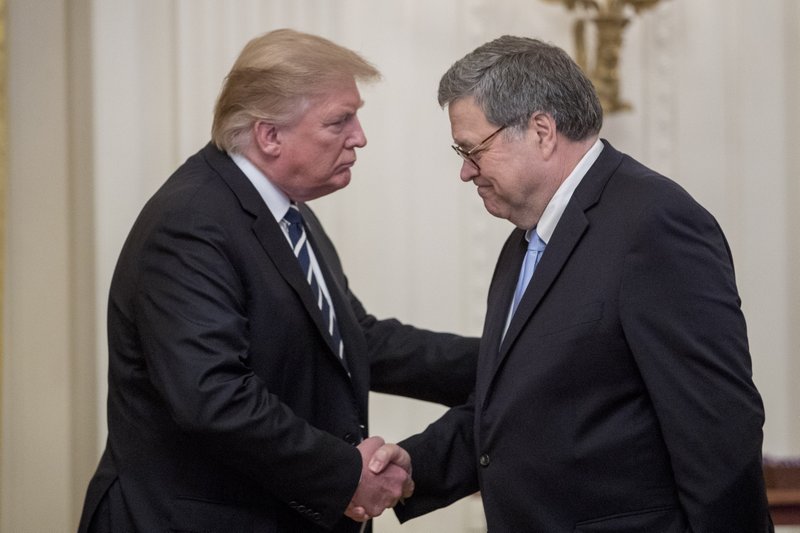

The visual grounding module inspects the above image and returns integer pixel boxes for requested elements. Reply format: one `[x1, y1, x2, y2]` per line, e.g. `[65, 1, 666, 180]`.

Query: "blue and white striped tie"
[283, 204, 345, 363]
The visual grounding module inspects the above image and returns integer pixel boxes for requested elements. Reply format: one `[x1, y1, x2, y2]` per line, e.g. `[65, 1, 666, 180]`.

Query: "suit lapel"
[475, 231, 525, 395]
[249, 215, 337, 351]
[201, 144, 351, 376]
[486, 140, 623, 384]
[301, 206, 370, 410]
[498, 209, 589, 357]
[482, 232, 526, 357]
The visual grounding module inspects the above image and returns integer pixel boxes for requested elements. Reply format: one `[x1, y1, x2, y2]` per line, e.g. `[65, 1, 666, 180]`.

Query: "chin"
[334, 171, 351, 190]
[481, 198, 503, 218]
[312, 173, 351, 200]
[486, 205, 513, 224]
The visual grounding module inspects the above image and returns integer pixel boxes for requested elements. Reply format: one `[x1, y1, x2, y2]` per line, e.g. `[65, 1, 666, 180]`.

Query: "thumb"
[368, 446, 390, 474]
[369, 443, 410, 474]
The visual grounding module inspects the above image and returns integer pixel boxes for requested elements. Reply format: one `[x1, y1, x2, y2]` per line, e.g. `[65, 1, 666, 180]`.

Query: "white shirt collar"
[528, 138, 604, 244]
[230, 152, 291, 222]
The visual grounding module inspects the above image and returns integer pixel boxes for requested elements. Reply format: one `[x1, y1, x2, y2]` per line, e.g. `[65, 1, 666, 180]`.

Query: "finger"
[369, 443, 411, 474]
[345, 503, 370, 522]
[357, 436, 385, 456]
[402, 476, 415, 499]
[377, 464, 411, 506]
[357, 436, 387, 470]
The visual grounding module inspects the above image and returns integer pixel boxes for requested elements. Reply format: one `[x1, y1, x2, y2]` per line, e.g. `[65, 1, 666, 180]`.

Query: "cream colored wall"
[3, 0, 74, 530]
[1, 1, 798, 532]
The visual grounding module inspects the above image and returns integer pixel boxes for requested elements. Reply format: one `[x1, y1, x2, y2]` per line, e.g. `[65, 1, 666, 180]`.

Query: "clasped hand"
[345, 436, 414, 522]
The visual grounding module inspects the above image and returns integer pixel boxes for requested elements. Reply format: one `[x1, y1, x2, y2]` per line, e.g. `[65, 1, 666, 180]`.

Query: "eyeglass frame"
[451, 124, 507, 171]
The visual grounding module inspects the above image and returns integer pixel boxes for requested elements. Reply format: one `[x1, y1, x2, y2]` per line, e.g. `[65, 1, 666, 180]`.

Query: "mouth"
[475, 182, 492, 195]
[334, 161, 354, 176]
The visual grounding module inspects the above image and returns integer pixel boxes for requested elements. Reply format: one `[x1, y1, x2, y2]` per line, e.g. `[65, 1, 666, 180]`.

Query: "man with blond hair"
[78, 29, 477, 533]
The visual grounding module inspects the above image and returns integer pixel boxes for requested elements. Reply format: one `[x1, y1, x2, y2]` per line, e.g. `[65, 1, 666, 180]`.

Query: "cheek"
[497, 165, 530, 194]
[297, 148, 336, 180]
[486, 174, 512, 196]
[316, 141, 344, 166]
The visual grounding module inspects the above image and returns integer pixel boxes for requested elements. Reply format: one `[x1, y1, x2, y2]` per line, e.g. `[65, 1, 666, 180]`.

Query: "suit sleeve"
[394, 398, 480, 522]
[132, 209, 360, 529]
[619, 189, 771, 531]
[351, 295, 479, 407]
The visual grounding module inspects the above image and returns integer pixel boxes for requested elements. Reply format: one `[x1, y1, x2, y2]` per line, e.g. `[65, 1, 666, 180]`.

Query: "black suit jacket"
[396, 141, 772, 532]
[78, 143, 478, 533]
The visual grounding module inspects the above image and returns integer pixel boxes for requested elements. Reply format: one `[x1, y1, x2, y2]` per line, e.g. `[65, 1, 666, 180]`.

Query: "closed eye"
[327, 114, 353, 128]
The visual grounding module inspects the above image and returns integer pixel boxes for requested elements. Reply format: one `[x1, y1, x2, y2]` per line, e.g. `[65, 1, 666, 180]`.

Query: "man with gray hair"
[387, 35, 773, 531]
[78, 29, 477, 533]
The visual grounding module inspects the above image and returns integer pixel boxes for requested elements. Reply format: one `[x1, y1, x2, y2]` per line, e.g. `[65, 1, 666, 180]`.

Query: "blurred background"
[2, 0, 798, 531]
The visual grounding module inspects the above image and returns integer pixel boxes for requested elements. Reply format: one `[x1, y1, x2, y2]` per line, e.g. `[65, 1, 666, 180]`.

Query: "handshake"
[345, 436, 414, 523]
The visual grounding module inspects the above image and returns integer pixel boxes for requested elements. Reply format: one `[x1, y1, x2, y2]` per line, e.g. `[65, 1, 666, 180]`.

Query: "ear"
[253, 120, 281, 157]
[528, 112, 557, 159]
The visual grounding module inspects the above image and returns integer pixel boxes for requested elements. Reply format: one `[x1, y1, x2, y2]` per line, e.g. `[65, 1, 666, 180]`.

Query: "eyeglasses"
[451, 124, 507, 172]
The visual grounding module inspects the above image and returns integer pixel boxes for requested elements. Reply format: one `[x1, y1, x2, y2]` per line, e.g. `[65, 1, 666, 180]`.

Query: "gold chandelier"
[542, 0, 665, 113]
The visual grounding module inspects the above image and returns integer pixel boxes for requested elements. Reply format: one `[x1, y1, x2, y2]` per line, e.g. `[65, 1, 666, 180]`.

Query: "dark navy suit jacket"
[396, 141, 772, 532]
[78, 143, 478, 533]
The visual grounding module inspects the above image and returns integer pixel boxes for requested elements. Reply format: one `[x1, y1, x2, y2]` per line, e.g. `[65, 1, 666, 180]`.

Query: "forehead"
[306, 78, 364, 116]
[448, 97, 492, 143]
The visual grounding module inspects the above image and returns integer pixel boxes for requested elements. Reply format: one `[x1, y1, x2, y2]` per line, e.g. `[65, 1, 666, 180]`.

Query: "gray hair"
[438, 35, 602, 141]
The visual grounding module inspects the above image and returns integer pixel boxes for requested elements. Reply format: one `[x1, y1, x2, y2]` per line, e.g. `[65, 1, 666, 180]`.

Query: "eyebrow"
[452, 137, 474, 150]
[451, 128, 475, 149]
[333, 99, 365, 116]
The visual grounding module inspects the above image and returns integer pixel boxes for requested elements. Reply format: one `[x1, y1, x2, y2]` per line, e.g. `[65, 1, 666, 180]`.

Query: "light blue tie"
[510, 232, 546, 316]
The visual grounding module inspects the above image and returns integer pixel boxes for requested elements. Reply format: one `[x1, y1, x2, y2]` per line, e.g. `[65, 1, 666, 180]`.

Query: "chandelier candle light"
[542, 0, 665, 112]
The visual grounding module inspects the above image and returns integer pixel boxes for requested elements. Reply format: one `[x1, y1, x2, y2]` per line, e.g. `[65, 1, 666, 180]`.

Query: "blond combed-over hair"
[212, 28, 380, 154]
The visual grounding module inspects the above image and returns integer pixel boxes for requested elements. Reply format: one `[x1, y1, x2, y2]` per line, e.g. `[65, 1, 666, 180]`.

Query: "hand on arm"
[345, 436, 415, 522]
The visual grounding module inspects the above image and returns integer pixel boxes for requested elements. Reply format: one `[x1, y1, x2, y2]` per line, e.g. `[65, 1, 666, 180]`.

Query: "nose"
[459, 159, 480, 182]
[347, 117, 367, 148]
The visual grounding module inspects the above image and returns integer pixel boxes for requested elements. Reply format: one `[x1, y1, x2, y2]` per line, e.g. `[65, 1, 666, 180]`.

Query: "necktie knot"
[283, 204, 303, 226]
[528, 232, 546, 253]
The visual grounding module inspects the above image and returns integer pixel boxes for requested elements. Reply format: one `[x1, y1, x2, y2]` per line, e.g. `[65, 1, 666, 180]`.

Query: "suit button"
[479, 454, 490, 467]
[312, 512, 321, 520]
